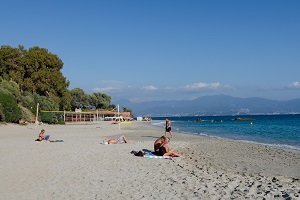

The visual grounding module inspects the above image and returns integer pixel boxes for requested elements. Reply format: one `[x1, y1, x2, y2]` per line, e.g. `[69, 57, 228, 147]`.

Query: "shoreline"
[0, 122, 299, 199]
[150, 119, 300, 152]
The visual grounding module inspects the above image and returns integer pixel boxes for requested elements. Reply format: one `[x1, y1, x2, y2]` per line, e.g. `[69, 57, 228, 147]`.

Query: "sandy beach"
[0, 121, 299, 200]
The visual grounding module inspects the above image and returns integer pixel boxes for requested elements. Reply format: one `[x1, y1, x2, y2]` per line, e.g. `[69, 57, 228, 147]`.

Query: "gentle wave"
[151, 121, 300, 151]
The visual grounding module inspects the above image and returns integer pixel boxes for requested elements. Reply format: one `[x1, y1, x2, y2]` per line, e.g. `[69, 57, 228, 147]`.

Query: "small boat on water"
[233, 117, 253, 121]
[193, 118, 204, 122]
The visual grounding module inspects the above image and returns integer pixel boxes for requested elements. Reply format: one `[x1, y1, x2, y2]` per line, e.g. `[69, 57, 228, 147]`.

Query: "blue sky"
[1, 0, 299, 102]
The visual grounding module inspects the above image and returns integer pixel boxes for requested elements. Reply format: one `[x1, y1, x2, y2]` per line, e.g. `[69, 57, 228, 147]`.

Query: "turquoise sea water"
[152, 114, 300, 151]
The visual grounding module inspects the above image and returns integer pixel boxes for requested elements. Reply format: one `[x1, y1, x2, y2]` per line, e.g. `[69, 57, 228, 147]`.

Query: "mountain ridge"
[118, 95, 300, 116]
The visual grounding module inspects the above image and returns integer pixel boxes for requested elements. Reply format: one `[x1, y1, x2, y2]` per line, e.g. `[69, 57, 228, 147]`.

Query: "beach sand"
[0, 122, 299, 199]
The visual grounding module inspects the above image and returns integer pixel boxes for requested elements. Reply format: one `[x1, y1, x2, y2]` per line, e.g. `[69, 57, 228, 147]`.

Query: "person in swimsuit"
[103, 135, 128, 144]
[165, 118, 173, 138]
[154, 136, 180, 157]
[154, 136, 167, 153]
[35, 129, 56, 142]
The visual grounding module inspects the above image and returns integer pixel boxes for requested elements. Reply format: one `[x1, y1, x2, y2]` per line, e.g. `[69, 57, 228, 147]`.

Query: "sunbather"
[35, 129, 63, 142]
[154, 136, 180, 157]
[103, 135, 128, 144]
[154, 136, 168, 153]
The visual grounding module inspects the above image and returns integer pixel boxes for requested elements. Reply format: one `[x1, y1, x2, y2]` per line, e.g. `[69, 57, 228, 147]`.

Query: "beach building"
[40, 110, 131, 123]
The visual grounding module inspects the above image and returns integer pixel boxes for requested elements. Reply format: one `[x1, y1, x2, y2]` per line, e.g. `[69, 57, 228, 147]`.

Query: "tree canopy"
[0, 45, 69, 97]
[0, 45, 124, 123]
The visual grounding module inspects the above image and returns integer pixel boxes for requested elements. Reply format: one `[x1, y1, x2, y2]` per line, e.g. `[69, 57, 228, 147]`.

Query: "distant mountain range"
[119, 95, 300, 116]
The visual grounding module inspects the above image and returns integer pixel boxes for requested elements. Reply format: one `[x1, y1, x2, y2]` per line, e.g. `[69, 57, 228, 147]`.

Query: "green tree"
[0, 46, 24, 84]
[33, 93, 59, 111]
[22, 47, 69, 97]
[89, 92, 111, 109]
[108, 104, 117, 110]
[0, 79, 21, 100]
[0, 88, 22, 122]
[122, 107, 132, 114]
[0, 45, 69, 99]
[60, 90, 72, 111]
[70, 88, 89, 109]
[0, 103, 4, 122]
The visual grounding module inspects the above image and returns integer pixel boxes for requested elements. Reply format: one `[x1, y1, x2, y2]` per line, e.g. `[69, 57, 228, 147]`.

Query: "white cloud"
[93, 87, 118, 92]
[143, 85, 158, 91]
[184, 82, 223, 91]
[288, 81, 300, 89]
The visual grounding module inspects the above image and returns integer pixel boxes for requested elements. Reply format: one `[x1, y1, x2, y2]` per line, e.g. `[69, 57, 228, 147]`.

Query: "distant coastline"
[121, 95, 300, 116]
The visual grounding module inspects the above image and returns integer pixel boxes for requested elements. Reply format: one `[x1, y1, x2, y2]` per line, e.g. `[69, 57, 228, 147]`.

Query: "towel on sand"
[130, 150, 172, 160]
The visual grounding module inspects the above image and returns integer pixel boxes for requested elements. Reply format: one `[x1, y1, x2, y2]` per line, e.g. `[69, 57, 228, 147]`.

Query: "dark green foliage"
[0, 103, 4, 122]
[123, 107, 132, 113]
[0, 45, 129, 123]
[0, 79, 20, 100]
[40, 112, 65, 124]
[0, 45, 69, 99]
[33, 93, 59, 111]
[0, 88, 22, 122]
[0, 46, 24, 83]
[70, 88, 89, 109]
[19, 105, 34, 122]
[19, 91, 35, 113]
[59, 90, 72, 111]
[89, 93, 111, 109]
[70, 88, 112, 110]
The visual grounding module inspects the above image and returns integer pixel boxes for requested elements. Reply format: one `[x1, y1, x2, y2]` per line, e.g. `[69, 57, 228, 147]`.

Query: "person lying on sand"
[35, 129, 63, 142]
[103, 135, 128, 144]
[154, 136, 181, 157]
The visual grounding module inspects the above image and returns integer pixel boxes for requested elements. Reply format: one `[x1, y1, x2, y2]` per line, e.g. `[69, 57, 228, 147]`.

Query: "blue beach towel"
[143, 151, 172, 160]
[51, 140, 64, 142]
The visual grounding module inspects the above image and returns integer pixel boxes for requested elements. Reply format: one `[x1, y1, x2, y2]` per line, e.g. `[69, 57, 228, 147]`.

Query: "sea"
[151, 114, 300, 151]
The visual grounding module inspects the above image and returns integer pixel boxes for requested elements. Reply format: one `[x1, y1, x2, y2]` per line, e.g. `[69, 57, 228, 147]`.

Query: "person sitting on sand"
[35, 129, 62, 142]
[35, 129, 48, 141]
[154, 136, 168, 153]
[154, 136, 181, 157]
[103, 135, 128, 144]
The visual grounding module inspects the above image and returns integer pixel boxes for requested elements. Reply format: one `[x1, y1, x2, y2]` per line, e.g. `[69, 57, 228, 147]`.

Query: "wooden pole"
[35, 103, 39, 124]
[118, 104, 120, 130]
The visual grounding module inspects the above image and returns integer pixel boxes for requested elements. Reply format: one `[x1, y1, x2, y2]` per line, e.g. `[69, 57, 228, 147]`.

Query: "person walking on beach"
[165, 118, 172, 138]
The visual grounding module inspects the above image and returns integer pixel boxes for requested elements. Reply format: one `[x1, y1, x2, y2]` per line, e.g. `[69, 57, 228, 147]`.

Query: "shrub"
[40, 112, 65, 124]
[0, 79, 21, 99]
[0, 103, 5, 122]
[19, 91, 35, 111]
[19, 105, 35, 122]
[0, 88, 22, 122]
[33, 93, 59, 111]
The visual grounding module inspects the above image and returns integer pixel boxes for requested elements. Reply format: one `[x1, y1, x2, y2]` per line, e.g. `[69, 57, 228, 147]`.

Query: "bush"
[19, 105, 35, 122]
[33, 93, 59, 111]
[19, 91, 35, 112]
[0, 88, 22, 122]
[40, 111, 65, 124]
[0, 79, 21, 99]
[0, 103, 5, 122]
